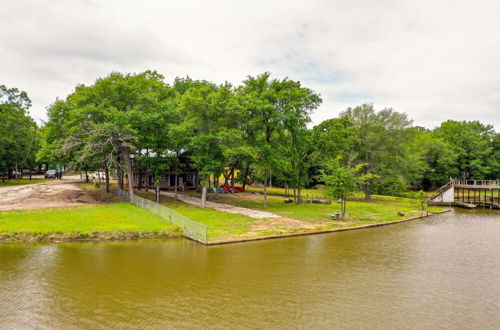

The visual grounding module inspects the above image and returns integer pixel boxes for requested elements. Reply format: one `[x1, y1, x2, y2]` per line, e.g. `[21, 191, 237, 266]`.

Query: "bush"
[374, 177, 407, 197]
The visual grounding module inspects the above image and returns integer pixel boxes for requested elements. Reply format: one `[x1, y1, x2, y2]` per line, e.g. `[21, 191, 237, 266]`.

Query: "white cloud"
[1, 0, 499, 129]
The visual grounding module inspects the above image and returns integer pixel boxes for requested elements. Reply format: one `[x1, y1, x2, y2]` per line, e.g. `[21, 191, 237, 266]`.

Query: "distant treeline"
[1, 72, 499, 206]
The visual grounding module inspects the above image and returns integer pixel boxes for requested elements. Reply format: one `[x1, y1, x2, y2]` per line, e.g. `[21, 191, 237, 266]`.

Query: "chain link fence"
[116, 188, 208, 244]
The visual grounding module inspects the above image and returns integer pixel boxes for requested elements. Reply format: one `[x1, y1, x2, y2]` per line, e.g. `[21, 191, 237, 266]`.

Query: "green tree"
[240, 73, 321, 207]
[416, 190, 428, 217]
[340, 104, 423, 201]
[492, 133, 500, 179]
[42, 71, 174, 196]
[433, 120, 495, 180]
[0, 84, 39, 180]
[179, 81, 234, 208]
[312, 117, 356, 165]
[321, 157, 361, 219]
[411, 128, 457, 189]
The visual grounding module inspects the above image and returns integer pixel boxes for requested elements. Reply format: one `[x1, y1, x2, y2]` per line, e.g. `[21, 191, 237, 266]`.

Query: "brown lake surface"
[1, 209, 500, 329]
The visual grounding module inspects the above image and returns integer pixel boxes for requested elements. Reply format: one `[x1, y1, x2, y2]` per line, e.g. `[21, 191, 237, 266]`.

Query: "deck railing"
[451, 180, 500, 186]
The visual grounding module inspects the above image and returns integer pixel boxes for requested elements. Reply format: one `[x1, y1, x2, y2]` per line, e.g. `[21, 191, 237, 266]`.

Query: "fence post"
[113, 188, 207, 243]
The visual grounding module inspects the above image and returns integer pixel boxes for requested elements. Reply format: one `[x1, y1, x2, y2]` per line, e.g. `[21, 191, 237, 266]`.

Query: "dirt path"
[0, 179, 108, 211]
[159, 191, 280, 219]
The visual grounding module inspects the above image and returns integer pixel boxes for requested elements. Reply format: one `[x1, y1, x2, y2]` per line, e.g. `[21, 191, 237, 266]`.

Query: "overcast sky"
[1, 0, 499, 129]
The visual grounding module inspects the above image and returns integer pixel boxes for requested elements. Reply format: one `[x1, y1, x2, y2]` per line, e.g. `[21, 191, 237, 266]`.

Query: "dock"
[454, 202, 477, 209]
[429, 180, 500, 210]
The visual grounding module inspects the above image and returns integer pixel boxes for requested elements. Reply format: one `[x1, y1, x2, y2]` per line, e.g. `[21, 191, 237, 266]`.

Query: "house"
[133, 169, 199, 191]
[131, 151, 200, 191]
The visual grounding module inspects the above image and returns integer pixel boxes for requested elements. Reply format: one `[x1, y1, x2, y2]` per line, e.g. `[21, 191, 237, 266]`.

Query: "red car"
[219, 185, 244, 193]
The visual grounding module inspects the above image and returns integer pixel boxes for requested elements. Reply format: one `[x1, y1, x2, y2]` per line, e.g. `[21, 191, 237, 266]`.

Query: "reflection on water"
[1, 210, 500, 329]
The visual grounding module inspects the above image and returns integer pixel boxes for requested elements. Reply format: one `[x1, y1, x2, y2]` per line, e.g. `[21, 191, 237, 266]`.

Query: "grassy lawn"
[0, 203, 181, 241]
[207, 193, 443, 222]
[133, 188, 445, 243]
[133, 190, 258, 240]
[246, 186, 329, 199]
[2, 180, 441, 243]
[0, 178, 48, 187]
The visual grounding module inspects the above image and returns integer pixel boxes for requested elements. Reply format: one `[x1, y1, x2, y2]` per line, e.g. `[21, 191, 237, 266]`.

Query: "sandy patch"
[0, 180, 109, 211]
[250, 217, 335, 231]
[158, 191, 280, 219]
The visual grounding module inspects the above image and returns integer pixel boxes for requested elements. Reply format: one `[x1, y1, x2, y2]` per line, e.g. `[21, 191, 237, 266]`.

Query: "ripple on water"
[1, 210, 500, 329]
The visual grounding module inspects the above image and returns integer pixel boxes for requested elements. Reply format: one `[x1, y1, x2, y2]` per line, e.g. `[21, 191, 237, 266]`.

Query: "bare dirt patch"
[250, 217, 335, 231]
[158, 191, 280, 219]
[0, 180, 110, 211]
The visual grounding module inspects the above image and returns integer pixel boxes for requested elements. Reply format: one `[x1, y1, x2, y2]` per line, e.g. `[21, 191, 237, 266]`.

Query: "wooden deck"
[430, 180, 500, 210]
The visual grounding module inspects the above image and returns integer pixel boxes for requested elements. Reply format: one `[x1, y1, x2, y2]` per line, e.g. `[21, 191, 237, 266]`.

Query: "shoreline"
[0, 230, 182, 243]
[0, 208, 452, 245]
[205, 209, 452, 245]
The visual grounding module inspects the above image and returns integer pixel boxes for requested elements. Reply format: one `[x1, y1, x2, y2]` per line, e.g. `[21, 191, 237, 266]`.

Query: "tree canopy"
[3, 71, 498, 207]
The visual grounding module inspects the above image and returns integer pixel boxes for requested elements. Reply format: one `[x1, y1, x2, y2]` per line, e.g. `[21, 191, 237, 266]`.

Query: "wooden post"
[491, 189, 493, 209]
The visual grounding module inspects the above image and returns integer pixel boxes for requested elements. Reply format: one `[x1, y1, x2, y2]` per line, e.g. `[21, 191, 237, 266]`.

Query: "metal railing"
[116, 188, 208, 244]
[451, 180, 500, 186]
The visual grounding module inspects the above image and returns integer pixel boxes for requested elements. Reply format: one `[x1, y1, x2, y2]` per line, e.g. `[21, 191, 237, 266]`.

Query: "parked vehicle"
[219, 185, 244, 193]
[45, 170, 58, 179]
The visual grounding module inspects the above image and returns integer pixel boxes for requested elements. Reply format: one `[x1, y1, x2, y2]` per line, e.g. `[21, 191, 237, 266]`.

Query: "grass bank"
[133, 188, 444, 243]
[207, 192, 443, 222]
[133, 190, 257, 240]
[0, 178, 48, 187]
[0, 198, 181, 242]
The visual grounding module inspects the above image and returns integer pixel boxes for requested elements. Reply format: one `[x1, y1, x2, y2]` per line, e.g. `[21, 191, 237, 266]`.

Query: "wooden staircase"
[429, 180, 500, 209]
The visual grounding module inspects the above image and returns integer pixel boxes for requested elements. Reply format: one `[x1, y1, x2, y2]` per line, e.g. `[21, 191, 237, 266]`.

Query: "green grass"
[133, 191, 257, 240]
[134, 188, 445, 243]
[209, 193, 442, 223]
[246, 186, 329, 199]
[0, 203, 180, 240]
[0, 179, 48, 187]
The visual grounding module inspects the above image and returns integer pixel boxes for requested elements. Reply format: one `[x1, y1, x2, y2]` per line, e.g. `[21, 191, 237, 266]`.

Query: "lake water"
[1, 209, 500, 329]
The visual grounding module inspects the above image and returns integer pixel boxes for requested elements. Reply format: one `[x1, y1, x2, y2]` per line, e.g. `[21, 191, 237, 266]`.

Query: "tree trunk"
[138, 173, 142, 190]
[230, 168, 235, 193]
[123, 150, 134, 195]
[363, 184, 372, 202]
[263, 169, 268, 208]
[105, 164, 110, 193]
[85, 170, 89, 183]
[297, 186, 302, 204]
[293, 188, 297, 204]
[156, 181, 160, 203]
[195, 170, 201, 192]
[201, 177, 208, 208]
[174, 173, 178, 200]
[242, 162, 250, 191]
[223, 170, 229, 187]
[364, 189, 371, 202]
[342, 193, 347, 219]
[116, 162, 122, 189]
